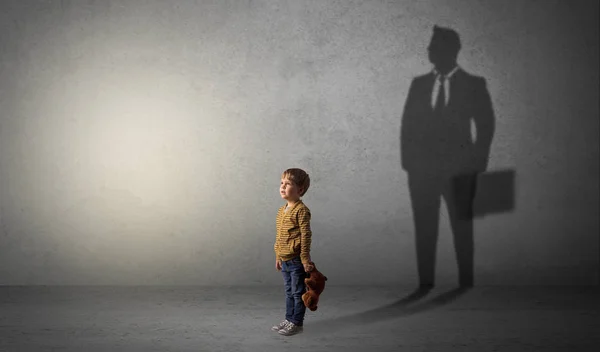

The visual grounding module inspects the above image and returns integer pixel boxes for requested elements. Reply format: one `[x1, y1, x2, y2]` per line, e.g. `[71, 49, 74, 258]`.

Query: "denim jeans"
[281, 256, 307, 326]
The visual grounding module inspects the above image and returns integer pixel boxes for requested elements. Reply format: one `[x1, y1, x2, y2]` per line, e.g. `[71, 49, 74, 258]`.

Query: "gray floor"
[1, 285, 598, 352]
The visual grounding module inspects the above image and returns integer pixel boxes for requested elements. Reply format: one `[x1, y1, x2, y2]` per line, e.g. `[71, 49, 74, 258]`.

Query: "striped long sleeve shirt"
[274, 200, 312, 264]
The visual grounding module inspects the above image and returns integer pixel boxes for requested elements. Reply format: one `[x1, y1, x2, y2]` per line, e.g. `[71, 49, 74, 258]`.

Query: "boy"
[272, 168, 314, 336]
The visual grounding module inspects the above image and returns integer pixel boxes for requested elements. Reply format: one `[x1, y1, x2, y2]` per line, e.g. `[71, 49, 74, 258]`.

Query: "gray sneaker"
[271, 319, 289, 332]
[278, 321, 303, 336]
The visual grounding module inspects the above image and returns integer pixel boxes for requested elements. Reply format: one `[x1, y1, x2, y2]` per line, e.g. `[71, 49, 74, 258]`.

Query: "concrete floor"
[1, 285, 598, 352]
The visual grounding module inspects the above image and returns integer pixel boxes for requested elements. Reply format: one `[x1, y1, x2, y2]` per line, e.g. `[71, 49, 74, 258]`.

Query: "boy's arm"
[297, 208, 312, 264]
[274, 213, 280, 260]
[273, 208, 281, 260]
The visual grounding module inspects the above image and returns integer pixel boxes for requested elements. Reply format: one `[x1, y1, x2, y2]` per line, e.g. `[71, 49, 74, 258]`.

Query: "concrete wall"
[0, 0, 597, 286]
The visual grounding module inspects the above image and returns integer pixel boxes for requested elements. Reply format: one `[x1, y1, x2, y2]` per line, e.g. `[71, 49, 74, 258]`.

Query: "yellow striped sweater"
[274, 200, 312, 264]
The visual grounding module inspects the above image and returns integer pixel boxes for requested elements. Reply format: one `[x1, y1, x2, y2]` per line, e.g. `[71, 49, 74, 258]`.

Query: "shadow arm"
[400, 80, 418, 171]
[473, 78, 496, 171]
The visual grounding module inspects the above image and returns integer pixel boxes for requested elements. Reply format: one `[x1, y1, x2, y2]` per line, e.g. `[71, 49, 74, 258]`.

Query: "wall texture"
[0, 0, 597, 286]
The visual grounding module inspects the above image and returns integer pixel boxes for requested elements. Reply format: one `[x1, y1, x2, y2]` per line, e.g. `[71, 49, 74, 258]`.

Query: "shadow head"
[428, 25, 462, 74]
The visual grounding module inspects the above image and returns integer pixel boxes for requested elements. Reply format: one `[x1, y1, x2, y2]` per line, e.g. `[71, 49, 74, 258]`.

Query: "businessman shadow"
[308, 286, 470, 335]
[400, 25, 515, 288]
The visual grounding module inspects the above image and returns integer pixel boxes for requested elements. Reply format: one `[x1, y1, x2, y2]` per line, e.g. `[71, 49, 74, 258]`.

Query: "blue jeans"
[281, 256, 307, 326]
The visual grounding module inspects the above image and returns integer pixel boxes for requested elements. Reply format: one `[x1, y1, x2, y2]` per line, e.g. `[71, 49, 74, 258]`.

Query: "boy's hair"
[282, 168, 310, 197]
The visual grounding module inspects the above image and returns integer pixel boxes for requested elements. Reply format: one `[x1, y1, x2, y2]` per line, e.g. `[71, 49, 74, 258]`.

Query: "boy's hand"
[303, 262, 314, 272]
[275, 260, 282, 271]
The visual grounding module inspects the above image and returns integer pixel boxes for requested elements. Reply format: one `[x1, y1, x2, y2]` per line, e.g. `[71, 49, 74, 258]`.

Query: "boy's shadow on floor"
[307, 286, 470, 335]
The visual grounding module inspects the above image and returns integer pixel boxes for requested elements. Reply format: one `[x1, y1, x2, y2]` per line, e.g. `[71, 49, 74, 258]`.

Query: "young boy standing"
[272, 168, 314, 336]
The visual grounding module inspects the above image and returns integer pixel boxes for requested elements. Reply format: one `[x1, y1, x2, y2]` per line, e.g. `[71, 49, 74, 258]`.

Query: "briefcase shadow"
[472, 169, 516, 217]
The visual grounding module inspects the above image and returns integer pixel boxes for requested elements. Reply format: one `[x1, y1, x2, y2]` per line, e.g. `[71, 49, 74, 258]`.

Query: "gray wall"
[0, 0, 597, 286]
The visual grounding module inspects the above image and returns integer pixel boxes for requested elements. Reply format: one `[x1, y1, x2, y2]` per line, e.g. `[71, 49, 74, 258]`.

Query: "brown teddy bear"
[302, 262, 328, 311]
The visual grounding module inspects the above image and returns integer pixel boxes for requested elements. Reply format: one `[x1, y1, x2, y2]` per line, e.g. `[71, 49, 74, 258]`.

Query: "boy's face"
[280, 177, 302, 201]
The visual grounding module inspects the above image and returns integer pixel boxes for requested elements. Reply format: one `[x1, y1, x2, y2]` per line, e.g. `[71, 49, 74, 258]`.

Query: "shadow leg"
[408, 173, 442, 287]
[445, 174, 477, 287]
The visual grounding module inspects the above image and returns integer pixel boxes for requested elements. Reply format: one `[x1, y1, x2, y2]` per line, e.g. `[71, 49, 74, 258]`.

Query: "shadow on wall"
[400, 25, 515, 289]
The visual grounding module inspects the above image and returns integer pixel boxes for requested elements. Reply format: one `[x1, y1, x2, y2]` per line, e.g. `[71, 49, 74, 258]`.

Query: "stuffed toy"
[302, 262, 328, 311]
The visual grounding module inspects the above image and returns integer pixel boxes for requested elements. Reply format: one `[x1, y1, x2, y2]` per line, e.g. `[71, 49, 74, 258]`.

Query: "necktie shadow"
[307, 287, 470, 335]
